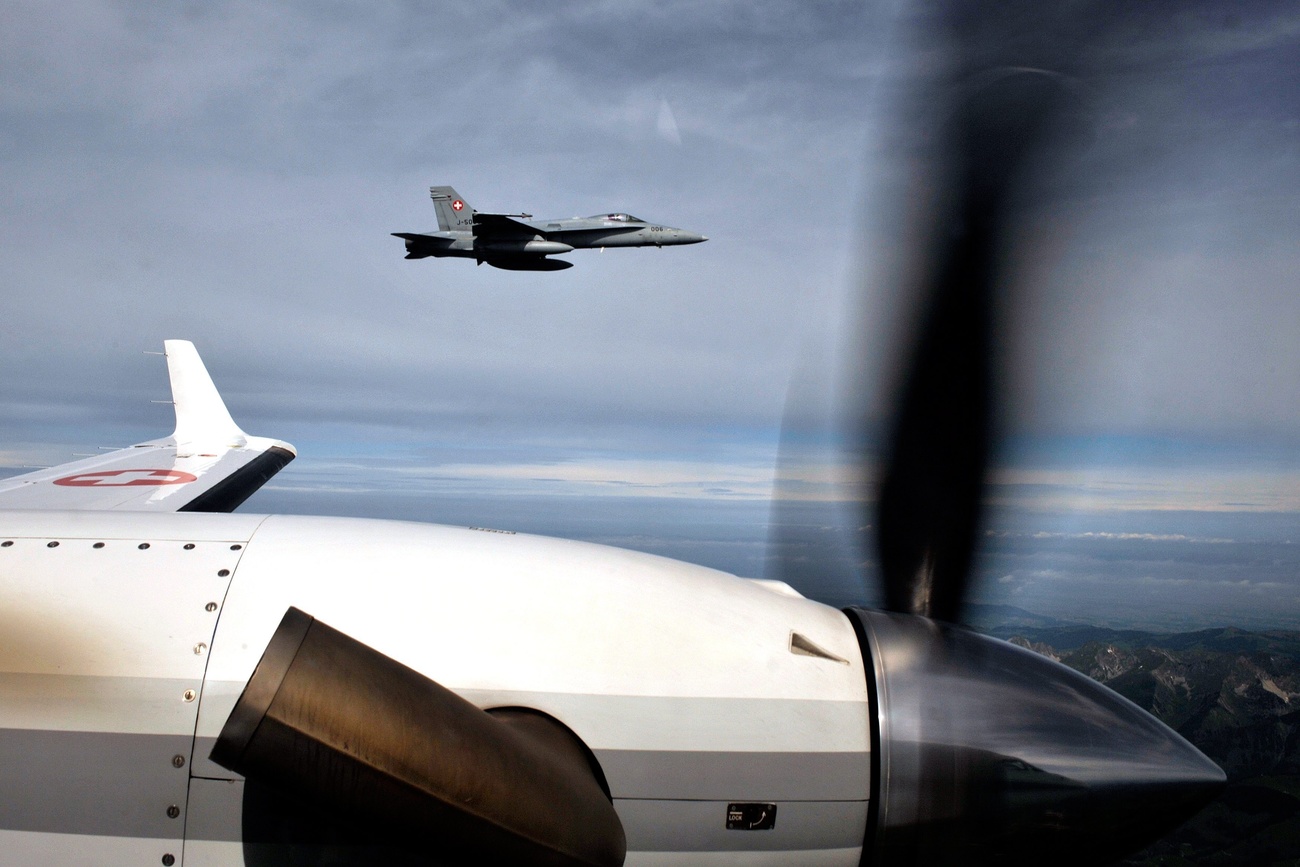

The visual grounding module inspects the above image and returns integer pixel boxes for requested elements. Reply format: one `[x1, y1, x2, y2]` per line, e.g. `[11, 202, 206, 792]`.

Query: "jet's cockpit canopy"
[592, 213, 644, 223]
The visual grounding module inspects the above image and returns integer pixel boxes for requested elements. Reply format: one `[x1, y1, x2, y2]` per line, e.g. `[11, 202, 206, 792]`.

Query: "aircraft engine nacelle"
[845, 608, 1225, 867]
[0, 511, 1223, 867]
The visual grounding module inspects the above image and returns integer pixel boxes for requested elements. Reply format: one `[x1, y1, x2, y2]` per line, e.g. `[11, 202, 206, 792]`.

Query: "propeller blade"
[873, 67, 1071, 622]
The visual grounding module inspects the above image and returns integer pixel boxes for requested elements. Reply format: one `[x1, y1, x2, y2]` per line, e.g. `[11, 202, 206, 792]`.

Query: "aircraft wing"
[472, 212, 540, 239]
[0, 340, 295, 513]
[391, 231, 459, 241]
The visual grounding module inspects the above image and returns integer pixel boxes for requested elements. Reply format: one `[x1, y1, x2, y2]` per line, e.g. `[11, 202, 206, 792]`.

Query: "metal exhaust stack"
[211, 607, 626, 867]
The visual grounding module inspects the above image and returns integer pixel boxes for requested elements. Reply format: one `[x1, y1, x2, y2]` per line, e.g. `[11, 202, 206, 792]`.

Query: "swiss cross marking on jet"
[451, 200, 464, 211]
[53, 469, 200, 487]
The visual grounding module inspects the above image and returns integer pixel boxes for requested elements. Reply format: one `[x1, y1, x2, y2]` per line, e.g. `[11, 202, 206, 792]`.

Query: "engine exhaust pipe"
[211, 607, 626, 867]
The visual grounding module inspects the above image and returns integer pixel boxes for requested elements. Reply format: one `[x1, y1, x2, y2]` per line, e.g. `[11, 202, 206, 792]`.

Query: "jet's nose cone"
[673, 231, 707, 244]
[850, 609, 1226, 867]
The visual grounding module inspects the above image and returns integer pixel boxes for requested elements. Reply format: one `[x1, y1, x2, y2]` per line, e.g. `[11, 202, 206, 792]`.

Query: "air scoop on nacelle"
[847, 609, 1226, 867]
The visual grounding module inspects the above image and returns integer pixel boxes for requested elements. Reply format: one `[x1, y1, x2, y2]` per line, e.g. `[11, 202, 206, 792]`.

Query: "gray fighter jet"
[393, 186, 707, 271]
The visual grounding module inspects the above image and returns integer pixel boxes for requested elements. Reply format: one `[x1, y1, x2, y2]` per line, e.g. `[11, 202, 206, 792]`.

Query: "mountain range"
[972, 607, 1300, 865]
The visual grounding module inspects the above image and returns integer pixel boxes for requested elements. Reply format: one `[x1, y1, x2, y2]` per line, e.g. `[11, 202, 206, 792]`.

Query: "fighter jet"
[393, 186, 707, 271]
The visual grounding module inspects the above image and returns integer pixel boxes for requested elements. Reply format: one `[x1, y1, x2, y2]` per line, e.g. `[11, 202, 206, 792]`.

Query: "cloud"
[379, 455, 779, 500]
[988, 464, 1300, 513]
[656, 98, 682, 146]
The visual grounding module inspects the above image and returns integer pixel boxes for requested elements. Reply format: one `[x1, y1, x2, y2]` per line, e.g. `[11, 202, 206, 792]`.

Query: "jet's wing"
[0, 340, 295, 513]
[472, 212, 539, 239]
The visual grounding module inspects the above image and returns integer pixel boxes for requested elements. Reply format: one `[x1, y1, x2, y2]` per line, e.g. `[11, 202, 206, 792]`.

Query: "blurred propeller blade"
[874, 67, 1071, 622]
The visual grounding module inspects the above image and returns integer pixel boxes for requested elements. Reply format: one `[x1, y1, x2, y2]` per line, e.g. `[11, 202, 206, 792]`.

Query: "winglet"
[165, 339, 248, 446]
[0, 340, 294, 513]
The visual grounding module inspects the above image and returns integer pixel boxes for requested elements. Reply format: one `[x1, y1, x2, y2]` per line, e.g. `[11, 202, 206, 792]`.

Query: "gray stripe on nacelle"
[185, 778, 868, 854]
[616, 798, 868, 852]
[185, 777, 243, 842]
[0, 829, 180, 866]
[0, 728, 191, 839]
[598, 749, 869, 801]
[0, 727, 870, 849]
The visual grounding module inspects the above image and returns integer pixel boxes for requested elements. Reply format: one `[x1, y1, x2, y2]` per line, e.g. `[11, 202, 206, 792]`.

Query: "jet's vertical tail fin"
[429, 186, 475, 232]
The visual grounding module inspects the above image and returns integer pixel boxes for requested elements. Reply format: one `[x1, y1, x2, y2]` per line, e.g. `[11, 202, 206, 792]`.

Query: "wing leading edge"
[0, 340, 295, 513]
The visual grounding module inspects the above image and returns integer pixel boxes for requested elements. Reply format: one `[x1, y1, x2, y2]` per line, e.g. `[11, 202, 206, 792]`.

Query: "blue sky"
[2, 1, 1298, 629]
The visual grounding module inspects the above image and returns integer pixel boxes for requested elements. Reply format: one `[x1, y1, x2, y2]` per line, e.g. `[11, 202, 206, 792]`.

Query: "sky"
[2, 1, 1298, 630]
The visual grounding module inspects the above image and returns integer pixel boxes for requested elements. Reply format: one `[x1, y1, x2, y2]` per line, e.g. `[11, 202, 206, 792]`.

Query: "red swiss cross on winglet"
[452, 200, 464, 211]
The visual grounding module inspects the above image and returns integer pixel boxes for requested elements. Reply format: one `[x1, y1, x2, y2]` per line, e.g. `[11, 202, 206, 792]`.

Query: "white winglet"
[0, 340, 295, 512]
[165, 339, 248, 447]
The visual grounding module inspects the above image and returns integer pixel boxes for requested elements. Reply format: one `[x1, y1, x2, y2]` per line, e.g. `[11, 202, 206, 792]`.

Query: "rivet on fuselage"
[93, 542, 105, 549]
[193, 643, 207, 656]
[217, 569, 230, 577]
[183, 689, 196, 702]
[205, 602, 218, 612]
[138, 542, 150, 550]
[166, 805, 180, 819]
[230, 544, 242, 550]
[47, 541, 59, 548]
[184, 543, 195, 550]
[171, 755, 186, 768]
